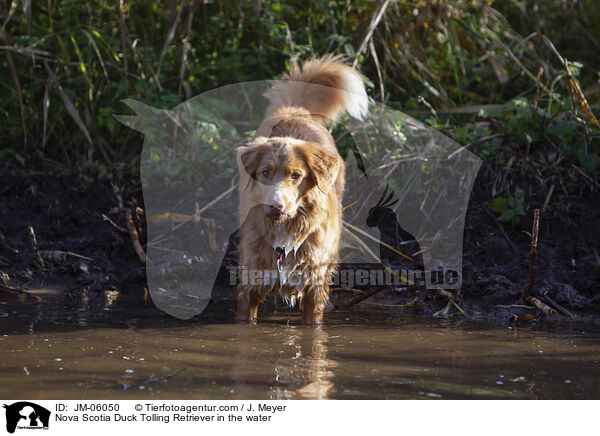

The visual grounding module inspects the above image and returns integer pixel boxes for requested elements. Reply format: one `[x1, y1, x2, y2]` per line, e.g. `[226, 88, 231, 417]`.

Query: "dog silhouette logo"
[3, 402, 50, 434]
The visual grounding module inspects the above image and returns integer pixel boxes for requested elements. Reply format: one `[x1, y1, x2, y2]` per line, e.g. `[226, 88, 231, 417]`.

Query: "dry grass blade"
[369, 39, 384, 102]
[178, 11, 193, 99]
[157, 0, 186, 81]
[352, 0, 392, 68]
[343, 220, 418, 264]
[24, 0, 31, 36]
[1, 0, 18, 31]
[42, 78, 50, 148]
[117, 0, 129, 83]
[538, 33, 600, 129]
[44, 61, 93, 146]
[493, 36, 550, 94]
[1, 29, 27, 146]
[5, 50, 27, 146]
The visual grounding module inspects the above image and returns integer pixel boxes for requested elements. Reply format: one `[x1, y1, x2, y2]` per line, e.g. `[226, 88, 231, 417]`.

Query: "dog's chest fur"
[267, 226, 309, 303]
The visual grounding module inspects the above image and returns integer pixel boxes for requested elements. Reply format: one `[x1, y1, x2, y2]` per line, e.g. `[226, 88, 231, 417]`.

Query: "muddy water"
[1, 290, 599, 400]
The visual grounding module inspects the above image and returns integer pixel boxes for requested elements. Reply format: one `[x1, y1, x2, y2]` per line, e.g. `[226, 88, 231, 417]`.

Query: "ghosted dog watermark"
[227, 266, 460, 289]
[116, 78, 481, 319]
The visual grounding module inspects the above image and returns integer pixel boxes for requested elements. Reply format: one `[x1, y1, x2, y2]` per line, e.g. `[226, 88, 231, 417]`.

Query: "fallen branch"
[342, 284, 387, 308]
[543, 291, 579, 320]
[524, 295, 558, 317]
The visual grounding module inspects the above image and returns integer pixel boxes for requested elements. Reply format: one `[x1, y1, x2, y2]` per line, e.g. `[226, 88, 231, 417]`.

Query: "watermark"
[3, 402, 51, 434]
[227, 266, 460, 288]
[116, 80, 481, 319]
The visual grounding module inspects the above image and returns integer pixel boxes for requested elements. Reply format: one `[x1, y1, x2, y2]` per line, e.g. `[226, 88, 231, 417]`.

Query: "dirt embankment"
[1, 164, 599, 324]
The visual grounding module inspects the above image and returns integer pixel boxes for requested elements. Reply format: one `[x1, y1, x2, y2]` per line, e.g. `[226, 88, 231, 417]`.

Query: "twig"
[448, 133, 504, 160]
[523, 209, 540, 298]
[330, 287, 365, 293]
[102, 213, 128, 234]
[196, 182, 237, 217]
[496, 304, 534, 309]
[541, 184, 555, 214]
[437, 289, 467, 317]
[407, 104, 505, 117]
[27, 226, 45, 269]
[40, 250, 93, 263]
[520, 209, 556, 316]
[486, 209, 517, 253]
[572, 165, 600, 188]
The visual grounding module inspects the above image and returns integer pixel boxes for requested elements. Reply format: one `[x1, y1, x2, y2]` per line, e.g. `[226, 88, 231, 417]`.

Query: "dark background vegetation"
[1, 1, 600, 319]
[2, 0, 599, 182]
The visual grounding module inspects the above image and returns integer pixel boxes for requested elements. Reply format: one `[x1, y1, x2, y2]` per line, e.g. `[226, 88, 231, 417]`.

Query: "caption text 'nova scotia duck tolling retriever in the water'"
[236, 55, 368, 324]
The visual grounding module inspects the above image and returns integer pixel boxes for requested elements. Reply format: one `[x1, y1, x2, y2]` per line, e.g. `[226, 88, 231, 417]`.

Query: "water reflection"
[228, 324, 336, 399]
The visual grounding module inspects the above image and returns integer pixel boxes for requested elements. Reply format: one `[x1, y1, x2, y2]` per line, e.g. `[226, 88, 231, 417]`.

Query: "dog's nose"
[269, 201, 284, 211]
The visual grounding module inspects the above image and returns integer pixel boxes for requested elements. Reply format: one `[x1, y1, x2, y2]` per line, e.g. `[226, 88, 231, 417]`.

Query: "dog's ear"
[237, 144, 262, 181]
[306, 147, 340, 194]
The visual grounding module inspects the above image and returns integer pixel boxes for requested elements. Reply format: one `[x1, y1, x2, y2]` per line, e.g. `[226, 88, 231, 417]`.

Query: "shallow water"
[1, 290, 599, 400]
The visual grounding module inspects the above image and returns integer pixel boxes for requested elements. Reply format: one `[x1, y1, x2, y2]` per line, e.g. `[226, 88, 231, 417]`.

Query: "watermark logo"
[3, 402, 50, 434]
[116, 80, 481, 319]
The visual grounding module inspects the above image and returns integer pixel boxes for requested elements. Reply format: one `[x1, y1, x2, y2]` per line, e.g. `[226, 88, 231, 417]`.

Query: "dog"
[235, 55, 368, 324]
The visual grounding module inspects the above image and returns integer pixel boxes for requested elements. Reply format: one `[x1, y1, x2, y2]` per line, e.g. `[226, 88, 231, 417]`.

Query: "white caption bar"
[0, 400, 594, 435]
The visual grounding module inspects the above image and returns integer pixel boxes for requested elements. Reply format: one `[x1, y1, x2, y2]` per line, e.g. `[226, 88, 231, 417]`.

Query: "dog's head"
[237, 137, 340, 221]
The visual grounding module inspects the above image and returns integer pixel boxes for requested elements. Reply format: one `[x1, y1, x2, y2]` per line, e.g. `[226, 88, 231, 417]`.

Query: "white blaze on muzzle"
[261, 184, 295, 212]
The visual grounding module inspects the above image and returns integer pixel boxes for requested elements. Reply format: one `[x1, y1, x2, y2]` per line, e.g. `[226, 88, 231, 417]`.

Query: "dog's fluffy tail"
[264, 55, 369, 125]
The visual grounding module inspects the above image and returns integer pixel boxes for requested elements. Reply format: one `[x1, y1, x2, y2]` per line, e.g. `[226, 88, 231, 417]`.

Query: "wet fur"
[236, 56, 368, 324]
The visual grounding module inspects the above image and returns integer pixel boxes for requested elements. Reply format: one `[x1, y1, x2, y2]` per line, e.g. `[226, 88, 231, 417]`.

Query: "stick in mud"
[523, 209, 540, 298]
[522, 209, 558, 317]
[27, 225, 45, 270]
[112, 184, 148, 264]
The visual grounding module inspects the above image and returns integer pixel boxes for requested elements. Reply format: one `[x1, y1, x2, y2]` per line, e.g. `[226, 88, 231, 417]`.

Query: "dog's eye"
[291, 172, 301, 180]
[262, 170, 270, 178]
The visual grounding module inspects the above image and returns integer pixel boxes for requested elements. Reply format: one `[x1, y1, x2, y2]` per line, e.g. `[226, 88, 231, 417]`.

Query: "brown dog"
[236, 55, 368, 324]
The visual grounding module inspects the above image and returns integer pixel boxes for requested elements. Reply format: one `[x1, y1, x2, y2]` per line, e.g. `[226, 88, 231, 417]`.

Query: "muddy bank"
[0, 163, 599, 325]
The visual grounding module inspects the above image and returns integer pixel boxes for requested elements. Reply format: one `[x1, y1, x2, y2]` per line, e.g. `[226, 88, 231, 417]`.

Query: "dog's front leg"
[236, 288, 262, 322]
[301, 285, 328, 325]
